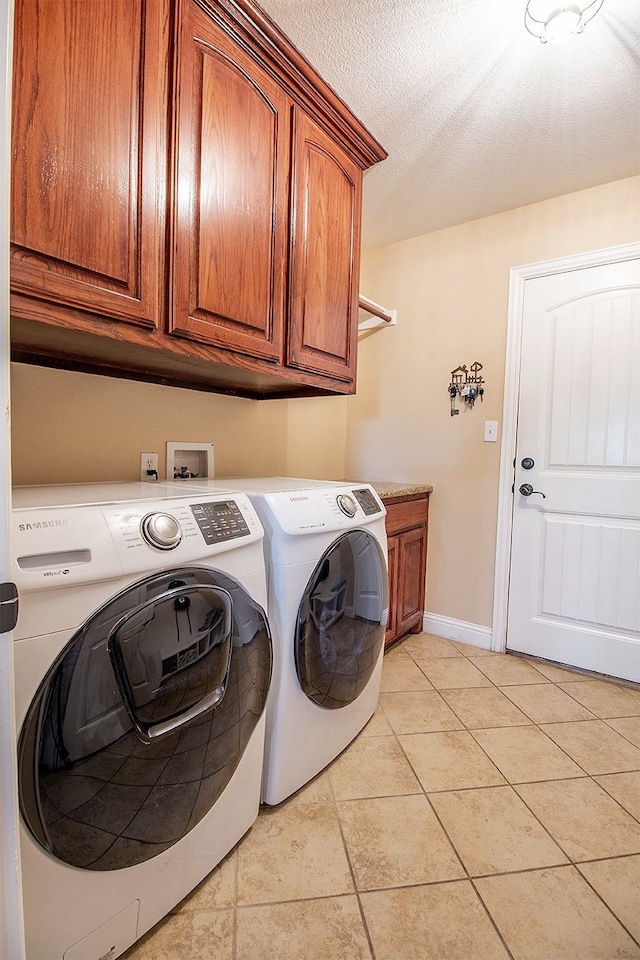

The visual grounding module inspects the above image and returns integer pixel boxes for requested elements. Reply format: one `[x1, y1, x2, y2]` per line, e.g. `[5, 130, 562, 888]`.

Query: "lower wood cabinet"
[383, 492, 430, 649]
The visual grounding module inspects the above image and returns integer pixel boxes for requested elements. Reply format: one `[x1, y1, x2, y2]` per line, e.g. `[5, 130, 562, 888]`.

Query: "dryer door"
[295, 530, 387, 709]
[18, 566, 271, 870]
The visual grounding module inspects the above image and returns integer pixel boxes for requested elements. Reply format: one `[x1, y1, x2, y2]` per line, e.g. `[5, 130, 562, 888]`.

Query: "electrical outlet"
[140, 452, 159, 481]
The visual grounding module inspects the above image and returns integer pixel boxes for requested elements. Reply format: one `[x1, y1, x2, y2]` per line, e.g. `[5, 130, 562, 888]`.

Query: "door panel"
[287, 109, 361, 382]
[11, 0, 167, 327]
[170, 0, 288, 361]
[2, 1, 24, 955]
[384, 535, 398, 646]
[507, 257, 640, 681]
[547, 294, 639, 468]
[540, 517, 640, 631]
[397, 527, 427, 635]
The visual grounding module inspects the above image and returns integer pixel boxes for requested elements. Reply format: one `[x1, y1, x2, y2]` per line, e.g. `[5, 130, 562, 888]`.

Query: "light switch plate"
[484, 421, 498, 442]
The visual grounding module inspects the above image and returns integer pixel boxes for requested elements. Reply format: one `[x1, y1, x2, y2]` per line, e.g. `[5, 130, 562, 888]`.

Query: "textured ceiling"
[258, 0, 640, 249]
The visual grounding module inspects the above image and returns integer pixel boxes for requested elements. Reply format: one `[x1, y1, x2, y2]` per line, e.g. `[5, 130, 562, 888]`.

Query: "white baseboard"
[422, 612, 493, 651]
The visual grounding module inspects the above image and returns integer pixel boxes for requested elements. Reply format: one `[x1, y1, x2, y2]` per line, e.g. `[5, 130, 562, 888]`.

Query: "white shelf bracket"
[358, 295, 397, 332]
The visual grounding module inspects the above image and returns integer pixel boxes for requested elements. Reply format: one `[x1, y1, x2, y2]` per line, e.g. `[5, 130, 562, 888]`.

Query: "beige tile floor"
[122, 634, 640, 960]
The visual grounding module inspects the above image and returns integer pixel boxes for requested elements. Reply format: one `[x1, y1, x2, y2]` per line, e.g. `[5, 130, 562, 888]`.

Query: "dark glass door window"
[18, 566, 271, 871]
[295, 530, 387, 709]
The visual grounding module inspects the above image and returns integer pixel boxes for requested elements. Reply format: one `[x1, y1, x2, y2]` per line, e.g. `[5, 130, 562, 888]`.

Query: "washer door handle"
[0, 582, 19, 633]
[108, 585, 233, 741]
[143, 682, 229, 739]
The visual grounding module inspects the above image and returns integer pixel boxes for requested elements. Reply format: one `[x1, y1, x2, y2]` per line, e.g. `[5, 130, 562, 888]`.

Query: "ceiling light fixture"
[524, 0, 604, 43]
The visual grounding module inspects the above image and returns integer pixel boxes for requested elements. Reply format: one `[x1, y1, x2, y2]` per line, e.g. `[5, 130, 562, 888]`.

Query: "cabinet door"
[397, 526, 427, 637]
[288, 109, 362, 383]
[11, 0, 168, 328]
[170, 0, 289, 362]
[385, 534, 399, 647]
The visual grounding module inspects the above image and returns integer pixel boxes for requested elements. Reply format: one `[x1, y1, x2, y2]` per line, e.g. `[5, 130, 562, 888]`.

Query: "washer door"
[18, 566, 271, 870]
[295, 530, 387, 709]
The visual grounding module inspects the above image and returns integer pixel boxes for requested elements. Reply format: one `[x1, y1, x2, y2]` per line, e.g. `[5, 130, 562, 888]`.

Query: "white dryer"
[176, 478, 388, 806]
[11, 482, 272, 960]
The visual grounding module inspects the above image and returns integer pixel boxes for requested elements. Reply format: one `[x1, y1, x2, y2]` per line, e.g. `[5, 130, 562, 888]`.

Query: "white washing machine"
[11, 482, 272, 960]
[175, 478, 388, 805]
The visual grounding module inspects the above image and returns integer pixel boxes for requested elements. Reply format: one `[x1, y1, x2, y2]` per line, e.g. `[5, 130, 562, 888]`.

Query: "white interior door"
[507, 253, 640, 683]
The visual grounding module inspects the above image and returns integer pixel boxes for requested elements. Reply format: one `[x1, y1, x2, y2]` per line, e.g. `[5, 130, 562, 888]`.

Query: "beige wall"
[284, 396, 347, 480]
[350, 175, 640, 628]
[10, 366, 291, 484]
[10, 365, 351, 486]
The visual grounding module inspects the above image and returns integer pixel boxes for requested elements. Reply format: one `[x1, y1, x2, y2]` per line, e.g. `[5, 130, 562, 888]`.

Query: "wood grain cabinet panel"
[288, 110, 361, 383]
[384, 493, 430, 649]
[384, 534, 399, 647]
[170, 0, 289, 361]
[11, 0, 168, 328]
[10, 0, 386, 398]
[397, 527, 428, 637]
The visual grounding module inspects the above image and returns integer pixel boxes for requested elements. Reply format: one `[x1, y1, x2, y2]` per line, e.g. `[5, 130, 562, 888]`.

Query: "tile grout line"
[124, 634, 640, 958]
[385, 641, 528, 960]
[382, 636, 640, 953]
[392, 640, 640, 835]
[575, 862, 640, 950]
[344, 690, 517, 960]
[325, 756, 377, 960]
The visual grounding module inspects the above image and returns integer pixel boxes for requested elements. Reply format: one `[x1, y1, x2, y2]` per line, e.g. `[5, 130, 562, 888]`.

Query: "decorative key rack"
[448, 362, 485, 416]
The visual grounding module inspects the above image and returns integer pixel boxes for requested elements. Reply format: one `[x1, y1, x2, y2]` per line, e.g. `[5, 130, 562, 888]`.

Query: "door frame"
[1, 0, 25, 956]
[491, 241, 640, 654]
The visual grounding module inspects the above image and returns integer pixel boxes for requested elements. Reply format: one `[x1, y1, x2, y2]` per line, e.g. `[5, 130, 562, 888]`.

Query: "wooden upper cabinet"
[10, 0, 387, 397]
[11, 0, 168, 328]
[170, 0, 289, 362]
[287, 109, 361, 383]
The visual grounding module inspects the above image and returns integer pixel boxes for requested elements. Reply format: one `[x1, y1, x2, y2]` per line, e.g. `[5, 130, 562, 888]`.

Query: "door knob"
[519, 483, 546, 498]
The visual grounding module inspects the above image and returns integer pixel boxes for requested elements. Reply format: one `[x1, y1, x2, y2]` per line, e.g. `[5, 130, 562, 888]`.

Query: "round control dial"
[336, 493, 357, 517]
[141, 512, 182, 550]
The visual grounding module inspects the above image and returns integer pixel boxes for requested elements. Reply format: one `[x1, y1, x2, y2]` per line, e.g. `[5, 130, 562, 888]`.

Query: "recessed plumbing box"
[167, 442, 214, 481]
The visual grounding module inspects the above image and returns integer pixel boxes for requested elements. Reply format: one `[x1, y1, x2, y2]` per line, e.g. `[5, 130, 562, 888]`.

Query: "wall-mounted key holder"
[448, 362, 485, 416]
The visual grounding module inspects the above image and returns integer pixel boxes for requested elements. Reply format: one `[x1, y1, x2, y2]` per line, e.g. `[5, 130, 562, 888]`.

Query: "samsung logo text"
[18, 519, 68, 531]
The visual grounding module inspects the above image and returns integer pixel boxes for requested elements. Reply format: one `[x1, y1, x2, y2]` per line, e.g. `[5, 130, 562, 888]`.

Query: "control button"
[336, 493, 357, 517]
[141, 512, 182, 550]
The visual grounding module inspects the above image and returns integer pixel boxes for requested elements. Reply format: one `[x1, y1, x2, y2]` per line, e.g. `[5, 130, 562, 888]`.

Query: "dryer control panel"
[261, 484, 385, 537]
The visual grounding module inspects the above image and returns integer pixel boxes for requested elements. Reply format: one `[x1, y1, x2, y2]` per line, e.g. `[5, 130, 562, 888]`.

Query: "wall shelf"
[358, 295, 396, 332]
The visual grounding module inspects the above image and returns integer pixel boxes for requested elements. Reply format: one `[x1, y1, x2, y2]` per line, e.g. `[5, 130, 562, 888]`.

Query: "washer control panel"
[11, 489, 264, 591]
[191, 500, 250, 544]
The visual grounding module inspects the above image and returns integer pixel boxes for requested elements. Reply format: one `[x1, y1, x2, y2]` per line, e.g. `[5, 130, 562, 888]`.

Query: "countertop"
[359, 481, 433, 500]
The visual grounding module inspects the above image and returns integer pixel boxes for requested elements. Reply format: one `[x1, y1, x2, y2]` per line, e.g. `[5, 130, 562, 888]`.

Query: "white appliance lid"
[12, 481, 236, 508]
[172, 477, 344, 494]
